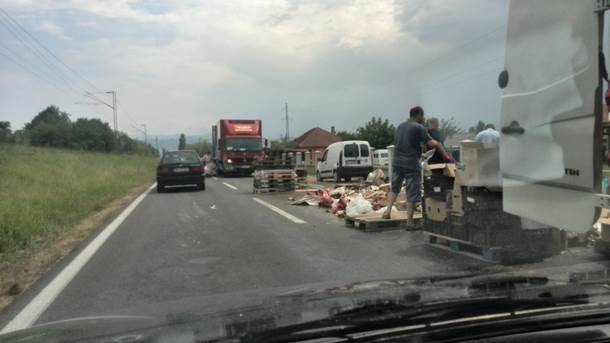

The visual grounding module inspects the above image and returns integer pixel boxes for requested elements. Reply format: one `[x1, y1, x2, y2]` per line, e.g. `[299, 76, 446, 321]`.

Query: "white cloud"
[35, 19, 70, 40]
[0, 0, 509, 137]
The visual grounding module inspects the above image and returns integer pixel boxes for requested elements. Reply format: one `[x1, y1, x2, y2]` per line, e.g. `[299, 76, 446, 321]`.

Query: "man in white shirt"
[475, 124, 500, 144]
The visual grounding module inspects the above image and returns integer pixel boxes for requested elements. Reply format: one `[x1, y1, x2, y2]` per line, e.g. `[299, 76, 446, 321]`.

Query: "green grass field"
[0, 144, 158, 255]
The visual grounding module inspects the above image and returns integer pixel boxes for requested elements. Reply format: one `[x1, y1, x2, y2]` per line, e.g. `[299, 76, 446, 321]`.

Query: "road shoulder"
[0, 182, 154, 320]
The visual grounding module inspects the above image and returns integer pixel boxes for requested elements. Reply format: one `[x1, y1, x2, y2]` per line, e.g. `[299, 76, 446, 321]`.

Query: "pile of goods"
[290, 183, 406, 218]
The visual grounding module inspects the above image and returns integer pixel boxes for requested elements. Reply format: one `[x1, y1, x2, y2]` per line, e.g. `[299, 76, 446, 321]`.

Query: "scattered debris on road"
[289, 181, 409, 221]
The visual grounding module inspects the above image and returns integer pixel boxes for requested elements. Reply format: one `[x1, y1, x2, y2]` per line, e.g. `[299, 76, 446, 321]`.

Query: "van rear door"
[343, 143, 360, 166]
[500, 0, 602, 232]
[359, 143, 371, 166]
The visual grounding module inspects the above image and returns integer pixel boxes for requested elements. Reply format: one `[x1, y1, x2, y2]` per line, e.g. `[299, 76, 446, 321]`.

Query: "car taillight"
[191, 166, 204, 173]
[158, 166, 170, 175]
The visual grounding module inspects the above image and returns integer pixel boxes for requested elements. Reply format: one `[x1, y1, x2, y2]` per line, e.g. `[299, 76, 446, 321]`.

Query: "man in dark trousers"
[426, 117, 445, 164]
[383, 106, 451, 228]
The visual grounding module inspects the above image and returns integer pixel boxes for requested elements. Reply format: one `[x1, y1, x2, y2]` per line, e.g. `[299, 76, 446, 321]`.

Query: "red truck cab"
[212, 119, 263, 175]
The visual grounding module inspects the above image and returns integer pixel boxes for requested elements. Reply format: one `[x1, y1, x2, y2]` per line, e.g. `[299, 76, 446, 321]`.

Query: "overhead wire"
[0, 7, 122, 125]
[0, 18, 81, 97]
[0, 48, 78, 98]
[0, 12, 90, 100]
[0, 7, 103, 94]
[405, 24, 507, 77]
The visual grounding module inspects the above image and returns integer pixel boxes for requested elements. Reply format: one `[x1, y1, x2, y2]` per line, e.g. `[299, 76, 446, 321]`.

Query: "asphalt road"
[1, 176, 608, 331]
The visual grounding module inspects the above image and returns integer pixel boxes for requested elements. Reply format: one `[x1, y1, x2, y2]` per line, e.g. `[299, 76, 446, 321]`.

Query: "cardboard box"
[460, 141, 500, 187]
[425, 163, 456, 177]
[425, 197, 448, 222]
[451, 187, 463, 213]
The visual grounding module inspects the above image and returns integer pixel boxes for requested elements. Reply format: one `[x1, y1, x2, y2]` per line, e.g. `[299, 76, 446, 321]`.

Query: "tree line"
[334, 116, 472, 149]
[184, 135, 214, 156]
[0, 105, 157, 156]
[147, 117, 496, 155]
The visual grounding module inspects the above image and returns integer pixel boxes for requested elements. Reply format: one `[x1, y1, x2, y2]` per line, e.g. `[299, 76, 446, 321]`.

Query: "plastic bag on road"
[366, 168, 386, 186]
[204, 162, 217, 176]
[346, 195, 373, 217]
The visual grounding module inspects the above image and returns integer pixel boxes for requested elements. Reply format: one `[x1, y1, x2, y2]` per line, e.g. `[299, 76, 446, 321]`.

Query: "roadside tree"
[356, 116, 395, 149]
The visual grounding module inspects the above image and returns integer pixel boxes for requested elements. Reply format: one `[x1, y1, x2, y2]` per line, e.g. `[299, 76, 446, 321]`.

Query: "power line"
[0, 13, 86, 98]
[418, 57, 502, 90]
[0, 8, 102, 93]
[0, 49, 79, 99]
[0, 6, 112, 119]
[0, 8, 124, 130]
[405, 24, 506, 77]
[421, 63, 501, 94]
[0, 18, 80, 96]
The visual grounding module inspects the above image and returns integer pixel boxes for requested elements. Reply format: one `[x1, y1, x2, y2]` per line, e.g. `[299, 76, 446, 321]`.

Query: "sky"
[0, 0, 509, 141]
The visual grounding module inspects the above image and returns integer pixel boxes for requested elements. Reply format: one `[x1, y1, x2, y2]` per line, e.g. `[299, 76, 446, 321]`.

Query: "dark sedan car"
[156, 150, 205, 192]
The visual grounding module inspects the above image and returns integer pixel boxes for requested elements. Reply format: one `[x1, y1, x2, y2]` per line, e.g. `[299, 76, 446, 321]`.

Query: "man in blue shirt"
[475, 124, 500, 144]
[383, 106, 451, 228]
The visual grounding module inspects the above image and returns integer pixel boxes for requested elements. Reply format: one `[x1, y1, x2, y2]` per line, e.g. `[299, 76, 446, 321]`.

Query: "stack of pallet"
[253, 169, 297, 193]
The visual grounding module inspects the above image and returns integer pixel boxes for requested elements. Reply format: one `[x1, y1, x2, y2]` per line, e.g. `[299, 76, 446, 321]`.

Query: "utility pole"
[141, 124, 147, 144]
[155, 136, 159, 152]
[284, 102, 289, 142]
[107, 91, 117, 133]
[80, 90, 117, 133]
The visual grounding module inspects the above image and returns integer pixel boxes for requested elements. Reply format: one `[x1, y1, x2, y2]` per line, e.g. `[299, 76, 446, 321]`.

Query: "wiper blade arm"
[239, 296, 590, 343]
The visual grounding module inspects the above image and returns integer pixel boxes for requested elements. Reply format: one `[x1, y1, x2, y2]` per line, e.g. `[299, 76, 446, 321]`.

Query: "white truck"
[421, 0, 610, 262]
[500, 0, 610, 257]
[499, 0, 608, 238]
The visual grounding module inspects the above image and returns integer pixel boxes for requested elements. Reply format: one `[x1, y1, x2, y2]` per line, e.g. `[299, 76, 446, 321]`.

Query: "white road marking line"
[222, 182, 238, 190]
[0, 184, 155, 334]
[252, 197, 306, 224]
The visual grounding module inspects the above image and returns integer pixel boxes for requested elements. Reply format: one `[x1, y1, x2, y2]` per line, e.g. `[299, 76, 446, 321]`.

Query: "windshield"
[226, 138, 261, 152]
[344, 144, 359, 157]
[359, 144, 369, 157]
[161, 151, 200, 164]
[3, 1, 610, 341]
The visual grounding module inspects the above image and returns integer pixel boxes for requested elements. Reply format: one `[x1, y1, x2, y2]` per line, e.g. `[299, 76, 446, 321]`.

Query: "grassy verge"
[0, 144, 158, 257]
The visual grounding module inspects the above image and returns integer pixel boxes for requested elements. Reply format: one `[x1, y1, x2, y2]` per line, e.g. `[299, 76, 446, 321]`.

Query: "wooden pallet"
[254, 175, 295, 180]
[254, 178, 296, 182]
[345, 211, 423, 232]
[254, 178, 296, 183]
[253, 187, 295, 194]
[425, 232, 504, 264]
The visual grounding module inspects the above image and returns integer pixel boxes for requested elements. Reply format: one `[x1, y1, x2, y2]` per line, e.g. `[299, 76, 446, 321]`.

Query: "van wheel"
[334, 171, 341, 183]
[316, 171, 322, 182]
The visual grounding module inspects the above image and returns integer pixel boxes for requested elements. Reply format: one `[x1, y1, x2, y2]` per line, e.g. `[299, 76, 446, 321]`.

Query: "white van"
[316, 141, 373, 182]
[372, 149, 390, 169]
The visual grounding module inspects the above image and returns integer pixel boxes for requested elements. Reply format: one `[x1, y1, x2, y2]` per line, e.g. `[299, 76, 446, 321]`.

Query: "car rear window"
[162, 151, 200, 164]
[359, 144, 369, 157]
[344, 144, 359, 158]
[381, 153, 388, 158]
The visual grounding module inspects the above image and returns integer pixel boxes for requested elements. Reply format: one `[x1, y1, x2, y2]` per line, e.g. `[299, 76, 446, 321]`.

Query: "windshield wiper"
[239, 294, 596, 343]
